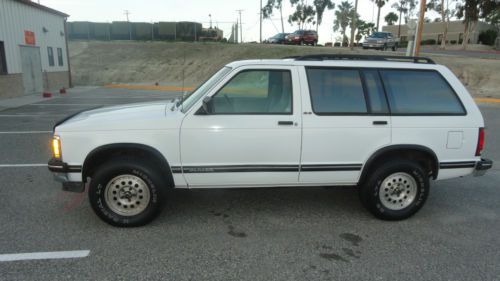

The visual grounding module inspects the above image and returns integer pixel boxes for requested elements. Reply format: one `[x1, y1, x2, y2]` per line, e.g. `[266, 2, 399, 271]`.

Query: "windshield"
[180, 66, 232, 113]
[369, 32, 387, 38]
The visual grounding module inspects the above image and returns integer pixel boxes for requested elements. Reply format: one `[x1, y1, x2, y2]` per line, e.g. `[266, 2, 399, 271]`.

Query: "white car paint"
[53, 59, 486, 188]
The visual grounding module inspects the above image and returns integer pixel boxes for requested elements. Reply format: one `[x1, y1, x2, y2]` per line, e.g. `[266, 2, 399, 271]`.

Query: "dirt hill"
[69, 41, 500, 98]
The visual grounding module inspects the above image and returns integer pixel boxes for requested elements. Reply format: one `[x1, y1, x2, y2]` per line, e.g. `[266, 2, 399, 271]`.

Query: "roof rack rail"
[282, 54, 435, 64]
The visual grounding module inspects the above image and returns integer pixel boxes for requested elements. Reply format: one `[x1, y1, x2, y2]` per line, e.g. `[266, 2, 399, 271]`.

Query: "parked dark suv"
[285, 30, 318, 46]
[266, 33, 290, 44]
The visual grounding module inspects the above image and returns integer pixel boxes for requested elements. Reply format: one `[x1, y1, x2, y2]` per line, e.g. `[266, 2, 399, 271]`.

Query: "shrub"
[478, 29, 498, 46]
[450, 40, 457, 44]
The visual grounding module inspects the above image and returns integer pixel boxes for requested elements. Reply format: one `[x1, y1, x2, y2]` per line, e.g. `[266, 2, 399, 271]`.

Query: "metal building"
[0, 0, 70, 99]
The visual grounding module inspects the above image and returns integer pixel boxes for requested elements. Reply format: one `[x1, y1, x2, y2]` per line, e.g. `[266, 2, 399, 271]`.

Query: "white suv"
[48, 54, 492, 226]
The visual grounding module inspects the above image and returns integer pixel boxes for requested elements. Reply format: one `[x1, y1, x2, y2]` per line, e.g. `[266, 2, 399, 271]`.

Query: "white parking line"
[0, 131, 51, 134]
[0, 164, 47, 167]
[0, 250, 90, 262]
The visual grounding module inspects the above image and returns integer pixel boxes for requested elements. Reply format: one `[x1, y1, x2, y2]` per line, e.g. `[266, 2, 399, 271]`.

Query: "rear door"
[299, 67, 392, 185]
[180, 65, 302, 187]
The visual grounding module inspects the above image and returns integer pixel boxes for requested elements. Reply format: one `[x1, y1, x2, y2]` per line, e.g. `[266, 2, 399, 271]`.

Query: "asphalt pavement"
[0, 87, 499, 281]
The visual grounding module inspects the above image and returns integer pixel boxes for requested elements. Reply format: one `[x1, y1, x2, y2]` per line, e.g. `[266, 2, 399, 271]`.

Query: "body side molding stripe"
[439, 161, 476, 169]
[170, 164, 363, 173]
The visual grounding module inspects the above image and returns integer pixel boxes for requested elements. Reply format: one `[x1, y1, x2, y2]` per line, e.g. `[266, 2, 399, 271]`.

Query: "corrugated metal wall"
[0, 0, 68, 74]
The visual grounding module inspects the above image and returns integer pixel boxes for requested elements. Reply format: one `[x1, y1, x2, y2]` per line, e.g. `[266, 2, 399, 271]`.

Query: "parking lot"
[0, 87, 499, 281]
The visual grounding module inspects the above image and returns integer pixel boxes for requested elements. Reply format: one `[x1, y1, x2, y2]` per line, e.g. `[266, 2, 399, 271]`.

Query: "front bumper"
[474, 158, 493, 177]
[363, 42, 384, 48]
[48, 158, 85, 192]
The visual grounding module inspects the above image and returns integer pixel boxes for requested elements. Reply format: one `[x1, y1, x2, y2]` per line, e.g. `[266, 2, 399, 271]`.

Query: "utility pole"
[349, 0, 359, 50]
[259, 0, 263, 43]
[209, 14, 212, 28]
[414, 0, 427, 56]
[124, 10, 132, 40]
[236, 9, 244, 43]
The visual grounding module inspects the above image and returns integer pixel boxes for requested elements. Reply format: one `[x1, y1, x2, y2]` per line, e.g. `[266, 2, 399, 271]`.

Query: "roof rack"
[283, 54, 435, 64]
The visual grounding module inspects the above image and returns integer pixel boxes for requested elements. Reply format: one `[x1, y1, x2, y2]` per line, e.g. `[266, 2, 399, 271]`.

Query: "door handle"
[373, 121, 388, 125]
[278, 121, 294, 126]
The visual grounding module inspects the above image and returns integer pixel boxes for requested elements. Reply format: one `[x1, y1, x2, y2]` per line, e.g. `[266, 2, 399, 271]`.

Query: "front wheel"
[359, 160, 429, 220]
[89, 158, 167, 227]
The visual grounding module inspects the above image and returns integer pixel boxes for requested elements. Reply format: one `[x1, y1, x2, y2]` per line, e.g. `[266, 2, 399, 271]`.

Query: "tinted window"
[306, 68, 367, 114]
[0, 41, 7, 74]
[210, 70, 292, 114]
[47, 47, 54, 66]
[380, 70, 465, 114]
[362, 70, 388, 114]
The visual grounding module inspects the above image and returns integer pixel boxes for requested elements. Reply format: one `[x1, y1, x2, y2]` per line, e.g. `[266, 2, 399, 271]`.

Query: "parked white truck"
[48, 54, 492, 227]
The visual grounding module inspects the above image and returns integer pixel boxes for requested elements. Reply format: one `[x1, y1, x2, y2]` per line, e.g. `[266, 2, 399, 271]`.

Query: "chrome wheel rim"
[104, 175, 150, 216]
[379, 172, 417, 210]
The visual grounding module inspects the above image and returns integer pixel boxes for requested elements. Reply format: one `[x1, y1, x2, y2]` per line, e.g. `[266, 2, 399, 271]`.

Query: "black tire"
[88, 157, 167, 227]
[382, 44, 387, 51]
[392, 44, 397, 51]
[359, 159, 429, 220]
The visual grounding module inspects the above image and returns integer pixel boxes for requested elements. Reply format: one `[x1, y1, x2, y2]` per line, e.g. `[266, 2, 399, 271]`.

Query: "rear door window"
[306, 68, 368, 114]
[380, 70, 465, 115]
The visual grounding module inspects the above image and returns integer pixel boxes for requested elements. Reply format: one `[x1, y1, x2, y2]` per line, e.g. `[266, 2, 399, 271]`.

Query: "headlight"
[52, 135, 61, 159]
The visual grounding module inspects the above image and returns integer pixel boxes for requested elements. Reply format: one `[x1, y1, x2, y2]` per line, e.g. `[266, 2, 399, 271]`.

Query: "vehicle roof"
[225, 59, 443, 70]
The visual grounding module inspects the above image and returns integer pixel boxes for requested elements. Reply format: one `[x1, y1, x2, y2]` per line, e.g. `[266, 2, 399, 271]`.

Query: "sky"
[39, 0, 440, 44]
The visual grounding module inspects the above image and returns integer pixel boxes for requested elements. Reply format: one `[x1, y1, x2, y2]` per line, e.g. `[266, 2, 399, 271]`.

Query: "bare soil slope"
[69, 41, 500, 98]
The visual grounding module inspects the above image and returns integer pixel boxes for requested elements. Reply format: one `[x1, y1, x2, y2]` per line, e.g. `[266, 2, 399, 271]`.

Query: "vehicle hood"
[55, 101, 183, 132]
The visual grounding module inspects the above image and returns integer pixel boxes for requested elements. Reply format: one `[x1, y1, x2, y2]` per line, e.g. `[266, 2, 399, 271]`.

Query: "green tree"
[371, 0, 386, 31]
[262, 0, 285, 33]
[333, 1, 358, 44]
[313, 0, 335, 33]
[427, 0, 457, 49]
[456, 0, 497, 49]
[355, 20, 376, 43]
[484, 4, 499, 32]
[385, 12, 399, 25]
[392, 0, 408, 37]
[289, 0, 316, 30]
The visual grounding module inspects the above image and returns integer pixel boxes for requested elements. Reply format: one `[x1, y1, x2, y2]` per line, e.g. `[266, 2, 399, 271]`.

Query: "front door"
[20, 46, 43, 94]
[180, 66, 302, 187]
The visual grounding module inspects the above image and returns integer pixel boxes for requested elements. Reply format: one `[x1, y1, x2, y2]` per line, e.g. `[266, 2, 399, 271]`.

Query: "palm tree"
[262, 0, 285, 33]
[391, 0, 408, 37]
[334, 1, 354, 44]
[313, 0, 335, 33]
[385, 12, 399, 25]
[371, 0, 386, 31]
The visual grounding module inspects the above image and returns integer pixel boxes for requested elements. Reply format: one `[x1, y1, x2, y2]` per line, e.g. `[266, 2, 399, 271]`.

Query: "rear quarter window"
[380, 70, 465, 115]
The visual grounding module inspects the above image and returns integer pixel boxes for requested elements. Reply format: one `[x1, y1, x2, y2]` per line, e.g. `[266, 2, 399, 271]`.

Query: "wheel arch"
[82, 143, 175, 187]
[359, 144, 439, 184]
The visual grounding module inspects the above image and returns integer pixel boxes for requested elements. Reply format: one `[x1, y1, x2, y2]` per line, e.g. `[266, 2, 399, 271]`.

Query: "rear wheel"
[359, 160, 429, 220]
[89, 157, 167, 227]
